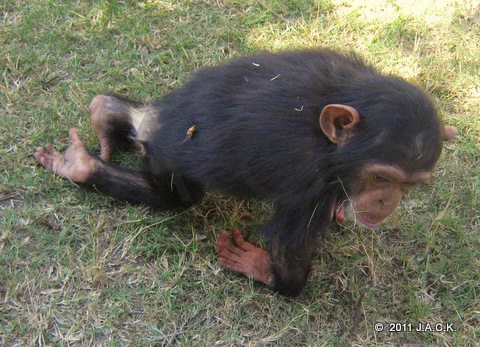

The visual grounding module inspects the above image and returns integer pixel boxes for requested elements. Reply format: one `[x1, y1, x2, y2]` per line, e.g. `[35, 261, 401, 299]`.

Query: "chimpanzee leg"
[34, 128, 204, 210]
[87, 159, 205, 210]
[90, 95, 158, 161]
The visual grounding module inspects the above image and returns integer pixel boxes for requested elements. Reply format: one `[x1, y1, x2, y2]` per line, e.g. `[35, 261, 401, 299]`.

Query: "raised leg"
[34, 128, 204, 210]
[90, 95, 155, 161]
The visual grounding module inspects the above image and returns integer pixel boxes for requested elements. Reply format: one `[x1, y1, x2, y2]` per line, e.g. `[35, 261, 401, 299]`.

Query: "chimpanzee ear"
[443, 126, 458, 142]
[319, 104, 361, 144]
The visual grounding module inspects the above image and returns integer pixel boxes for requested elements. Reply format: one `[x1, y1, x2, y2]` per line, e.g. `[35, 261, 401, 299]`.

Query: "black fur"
[85, 48, 444, 296]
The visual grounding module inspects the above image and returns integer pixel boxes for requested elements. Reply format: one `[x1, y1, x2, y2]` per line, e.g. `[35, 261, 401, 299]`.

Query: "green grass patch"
[1, 0, 479, 345]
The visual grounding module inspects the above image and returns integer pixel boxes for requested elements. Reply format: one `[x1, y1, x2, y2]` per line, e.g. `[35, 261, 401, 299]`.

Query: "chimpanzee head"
[319, 76, 457, 227]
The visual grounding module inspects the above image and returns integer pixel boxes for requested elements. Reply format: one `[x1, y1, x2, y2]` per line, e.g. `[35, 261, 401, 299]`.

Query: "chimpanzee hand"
[215, 229, 275, 286]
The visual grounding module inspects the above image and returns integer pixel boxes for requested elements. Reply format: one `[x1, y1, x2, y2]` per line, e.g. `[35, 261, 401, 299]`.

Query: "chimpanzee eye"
[373, 174, 390, 183]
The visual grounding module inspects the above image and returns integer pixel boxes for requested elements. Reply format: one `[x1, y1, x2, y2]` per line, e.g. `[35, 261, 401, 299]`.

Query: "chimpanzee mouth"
[354, 212, 383, 229]
[334, 202, 383, 229]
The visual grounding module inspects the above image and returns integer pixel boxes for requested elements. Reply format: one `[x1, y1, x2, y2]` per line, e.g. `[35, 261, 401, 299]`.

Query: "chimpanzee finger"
[232, 229, 256, 252]
[69, 128, 81, 143]
[215, 229, 245, 261]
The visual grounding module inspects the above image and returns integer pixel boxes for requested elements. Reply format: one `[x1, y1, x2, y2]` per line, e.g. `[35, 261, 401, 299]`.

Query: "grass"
[1, 0, 479, 345]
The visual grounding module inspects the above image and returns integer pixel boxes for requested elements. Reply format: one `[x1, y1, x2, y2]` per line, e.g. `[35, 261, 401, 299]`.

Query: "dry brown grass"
[1, 0, 479, 345]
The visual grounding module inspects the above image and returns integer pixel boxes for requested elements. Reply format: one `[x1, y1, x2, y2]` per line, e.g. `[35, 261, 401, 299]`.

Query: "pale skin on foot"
[216, 229, 275, 286]
[34, 128, 95, 183]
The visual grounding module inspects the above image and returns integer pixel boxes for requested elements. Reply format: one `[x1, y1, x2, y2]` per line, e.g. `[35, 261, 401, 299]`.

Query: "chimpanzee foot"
[90, 95, 117, 161]
[215, 229, 275, 286]
[34, 128, 95, 183]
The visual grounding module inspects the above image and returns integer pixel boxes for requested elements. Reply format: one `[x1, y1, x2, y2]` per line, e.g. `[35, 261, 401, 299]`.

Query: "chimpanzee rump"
[35, 48, 457, 296]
